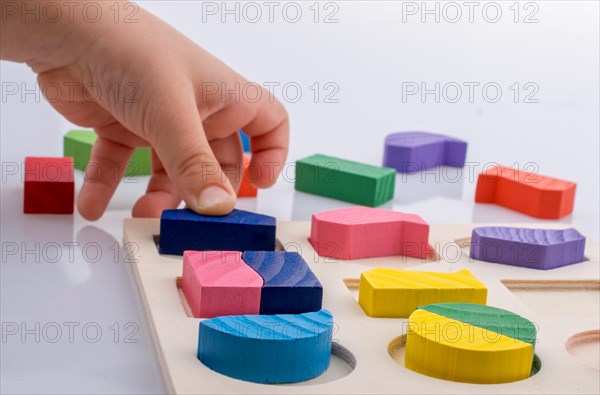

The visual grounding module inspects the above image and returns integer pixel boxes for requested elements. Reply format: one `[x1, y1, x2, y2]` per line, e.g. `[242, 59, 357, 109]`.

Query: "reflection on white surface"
[394, 168, 464, 204]
[73, 170, 151, 213]
[59, 257, 93, 285]
[1, 206, 167, 394]
[292, 190, 394, 220]
[21, 214, 75, 244]
[472, 202, 574, 226]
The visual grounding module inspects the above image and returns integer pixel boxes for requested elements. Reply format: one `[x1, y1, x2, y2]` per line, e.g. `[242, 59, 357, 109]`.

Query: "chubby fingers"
[143, 90, 237, 216]
[241, 93, 289, 188]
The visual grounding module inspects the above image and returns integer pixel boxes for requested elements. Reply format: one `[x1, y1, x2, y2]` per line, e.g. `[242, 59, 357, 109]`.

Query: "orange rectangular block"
[238, 154, 257, 198]
[475, 165, 576, 219]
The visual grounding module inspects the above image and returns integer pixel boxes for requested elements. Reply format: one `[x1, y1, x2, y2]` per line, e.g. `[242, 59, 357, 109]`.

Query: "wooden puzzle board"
[124, 220, 600, 394]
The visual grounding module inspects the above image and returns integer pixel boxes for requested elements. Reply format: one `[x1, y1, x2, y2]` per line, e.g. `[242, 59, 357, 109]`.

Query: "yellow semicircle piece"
[405, 309, 533, 384]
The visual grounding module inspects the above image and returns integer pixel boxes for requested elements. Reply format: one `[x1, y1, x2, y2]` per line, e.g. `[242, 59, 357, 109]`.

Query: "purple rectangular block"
[383, 131, 467, 173]
[470, 226, 586, 270]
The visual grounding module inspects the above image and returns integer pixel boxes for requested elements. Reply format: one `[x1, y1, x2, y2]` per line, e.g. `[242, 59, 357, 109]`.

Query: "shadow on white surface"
[0, 222, 167, 394]
[21, 214, 75, 244]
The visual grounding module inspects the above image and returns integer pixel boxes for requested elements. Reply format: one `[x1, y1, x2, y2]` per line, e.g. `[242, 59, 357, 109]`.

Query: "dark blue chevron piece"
[242, 251, 323, 314]
[159, 208, 276, 255]
[197, 309, 333, 383]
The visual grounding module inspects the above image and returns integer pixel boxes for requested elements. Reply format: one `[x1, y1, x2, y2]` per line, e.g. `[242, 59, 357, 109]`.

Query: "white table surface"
[1, 1, 598, 393]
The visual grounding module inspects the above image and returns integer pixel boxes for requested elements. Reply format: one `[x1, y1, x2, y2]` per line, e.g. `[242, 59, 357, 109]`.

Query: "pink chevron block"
[309, 207, 430, 260]
[182, 251, 263, 318]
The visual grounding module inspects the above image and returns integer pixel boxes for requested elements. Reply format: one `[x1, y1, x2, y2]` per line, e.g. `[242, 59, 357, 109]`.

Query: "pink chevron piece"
[309, 207, 431, 260]
[182, 251, 263, 318]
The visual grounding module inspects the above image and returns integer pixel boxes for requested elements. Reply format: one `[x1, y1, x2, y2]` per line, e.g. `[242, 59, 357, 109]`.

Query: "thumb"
[144, 94, 236, 216]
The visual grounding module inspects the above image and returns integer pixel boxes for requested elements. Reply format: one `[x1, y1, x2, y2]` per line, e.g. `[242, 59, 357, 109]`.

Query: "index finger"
[241, 92, 289, 188]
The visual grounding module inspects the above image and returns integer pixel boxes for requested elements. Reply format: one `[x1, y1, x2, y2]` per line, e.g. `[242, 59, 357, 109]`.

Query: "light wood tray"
[124, 220, 600, 394]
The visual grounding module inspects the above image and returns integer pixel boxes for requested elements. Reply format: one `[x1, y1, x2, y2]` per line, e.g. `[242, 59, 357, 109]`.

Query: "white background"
[1, 1, 598, 393]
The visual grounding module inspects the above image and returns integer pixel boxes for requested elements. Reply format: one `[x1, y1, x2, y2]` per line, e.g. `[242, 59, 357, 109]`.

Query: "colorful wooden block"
[242, 251, 323, 315]
[295, 154, 396, 207]
[475, 165, 576, 219]
[124, 218, 600, 393]
[383, 131, 467, 173]
[310, 206, 430, 260]
[237, 154, 258, 197]
[239, 129, 250, 152]
[198, 309, 333, 383]
[470, 226, 586, 270]
[181, 251, 263, 318]
[405, 303, 536, 384]
[418, 303, 537, 347]
[24, 157, 74, 214]
[358, 269, 487, 318]
[159, 209, 276, 255]
[64, 129, 152, 176]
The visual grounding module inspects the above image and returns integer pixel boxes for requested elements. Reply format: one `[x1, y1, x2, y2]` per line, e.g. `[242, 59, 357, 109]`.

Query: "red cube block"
[24, 157, 74, 214]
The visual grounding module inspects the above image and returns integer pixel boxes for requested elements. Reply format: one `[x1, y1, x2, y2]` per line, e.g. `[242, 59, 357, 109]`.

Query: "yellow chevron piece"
[358, 269, 487, 317]
[405, 309, 534, 384]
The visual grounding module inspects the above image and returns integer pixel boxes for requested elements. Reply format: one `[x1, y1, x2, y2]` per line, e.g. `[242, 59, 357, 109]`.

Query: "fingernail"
[196, 186, 233, 210]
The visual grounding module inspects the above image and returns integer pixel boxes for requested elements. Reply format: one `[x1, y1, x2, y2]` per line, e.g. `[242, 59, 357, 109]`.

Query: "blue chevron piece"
[198, 309, 333, 383]
[242, 251, 323, 314]
[159, 208, 276, 255]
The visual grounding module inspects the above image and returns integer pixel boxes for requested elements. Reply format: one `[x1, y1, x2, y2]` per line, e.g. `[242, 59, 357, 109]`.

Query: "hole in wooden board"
[502, 280, 600, 320]
[283, 342, 356, 386]
[154, 235, 285, 254]
[342, 278, 360, 302]
[153, 234, 160, 252]
[387, 334, 407, 365]
[565, 330, 600, 371]
[531, 354, 542, 375]
[274, 238, 285, 251]
[175, 276, 193, 318]
[388, 335, 542, 382]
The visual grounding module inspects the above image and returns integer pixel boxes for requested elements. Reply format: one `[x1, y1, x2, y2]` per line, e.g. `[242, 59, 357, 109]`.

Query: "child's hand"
[1, 1, 289, 220]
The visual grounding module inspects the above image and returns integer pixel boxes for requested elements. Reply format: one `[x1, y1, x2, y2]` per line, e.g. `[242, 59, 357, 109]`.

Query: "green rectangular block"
[63, 129, 152, 176]
[295, 154, 396, 207]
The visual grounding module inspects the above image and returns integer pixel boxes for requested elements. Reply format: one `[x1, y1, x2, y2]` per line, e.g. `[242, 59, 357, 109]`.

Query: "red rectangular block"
[475, 165, 576, 219]
[24, 157, 74, 214]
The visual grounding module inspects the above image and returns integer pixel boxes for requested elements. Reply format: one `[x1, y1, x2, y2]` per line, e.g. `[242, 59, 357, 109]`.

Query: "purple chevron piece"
[470, 227, 586, 270]
[383, 131, 467, 173]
